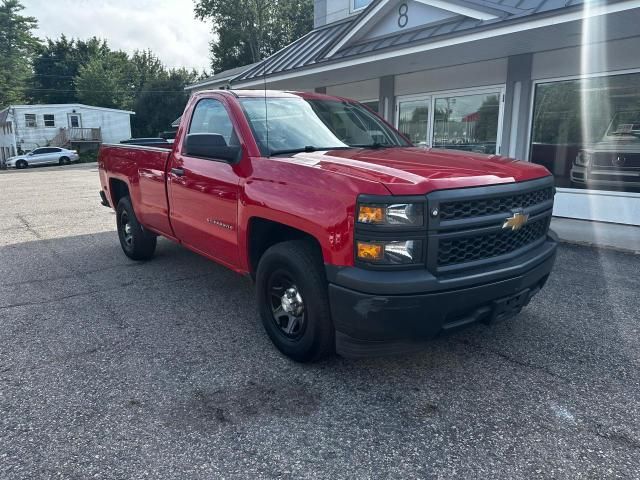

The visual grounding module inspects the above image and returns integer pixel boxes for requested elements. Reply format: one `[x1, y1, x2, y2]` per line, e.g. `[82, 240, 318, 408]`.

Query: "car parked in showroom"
[571, 111, 640, 191]
[5, 147, 80, 169]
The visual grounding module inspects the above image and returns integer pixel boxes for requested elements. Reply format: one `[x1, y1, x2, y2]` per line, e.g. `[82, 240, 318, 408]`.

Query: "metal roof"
[232, 0, 587, 83]
[186, 62, 261, 90]
[233, 18, 355, 82]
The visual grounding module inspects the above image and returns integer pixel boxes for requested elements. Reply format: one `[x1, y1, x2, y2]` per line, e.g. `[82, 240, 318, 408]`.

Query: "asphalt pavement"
[1, 163, 639, 479]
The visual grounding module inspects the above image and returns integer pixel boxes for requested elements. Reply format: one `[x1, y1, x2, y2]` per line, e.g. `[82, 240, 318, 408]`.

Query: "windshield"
[605, 111, 640, 138]
[239, 97, 410, 155]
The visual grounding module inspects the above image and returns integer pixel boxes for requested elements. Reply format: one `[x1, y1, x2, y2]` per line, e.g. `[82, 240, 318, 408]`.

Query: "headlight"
[357, 203, 424, 226]
[575, 151, 591, 166]
[357, 239, 423, 265]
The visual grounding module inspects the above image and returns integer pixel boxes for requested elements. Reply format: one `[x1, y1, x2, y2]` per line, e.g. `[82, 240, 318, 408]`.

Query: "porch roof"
[231, 0, 587, 84]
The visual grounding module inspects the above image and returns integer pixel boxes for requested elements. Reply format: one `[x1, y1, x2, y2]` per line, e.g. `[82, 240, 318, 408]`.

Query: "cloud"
[23, 0, 212, 72]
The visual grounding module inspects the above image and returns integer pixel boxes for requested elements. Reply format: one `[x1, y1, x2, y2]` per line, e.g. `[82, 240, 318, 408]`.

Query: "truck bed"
[99, 143, 173, 236]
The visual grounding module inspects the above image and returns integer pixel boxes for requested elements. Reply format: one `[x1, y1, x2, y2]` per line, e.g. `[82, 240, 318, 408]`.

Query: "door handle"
[171, 167, 185, 177]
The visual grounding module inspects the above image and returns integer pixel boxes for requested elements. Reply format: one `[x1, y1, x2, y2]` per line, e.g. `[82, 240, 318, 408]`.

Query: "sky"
[22, 0, 212, 72]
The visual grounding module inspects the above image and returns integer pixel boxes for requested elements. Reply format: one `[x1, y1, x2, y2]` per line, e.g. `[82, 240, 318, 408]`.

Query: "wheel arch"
[247, 217, 323, 279]
[109, 178, 130, 208]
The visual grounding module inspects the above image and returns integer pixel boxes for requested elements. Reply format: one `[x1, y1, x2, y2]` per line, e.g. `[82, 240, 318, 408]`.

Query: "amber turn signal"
[357, 241, 384, 261]
[357, 205, 384, 224]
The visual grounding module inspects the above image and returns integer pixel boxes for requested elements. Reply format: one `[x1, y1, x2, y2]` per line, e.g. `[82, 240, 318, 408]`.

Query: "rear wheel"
[116, 196, 157, 260]
[256, 240, 334, 362]
[59, 156, 70, 165]
[16, 160, 27, 169]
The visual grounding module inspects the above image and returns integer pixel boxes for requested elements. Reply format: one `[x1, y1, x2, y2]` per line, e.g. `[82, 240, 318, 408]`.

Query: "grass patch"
[78, 151, 98, 163]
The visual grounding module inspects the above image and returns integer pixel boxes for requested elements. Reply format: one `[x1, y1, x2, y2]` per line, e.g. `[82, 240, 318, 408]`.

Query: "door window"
[188, 99, 238, 147]
[397, 98, 430, 146]
[68, 114, 81, 128]
[432, 92, 501, 154]
[398, 97, 431, 147]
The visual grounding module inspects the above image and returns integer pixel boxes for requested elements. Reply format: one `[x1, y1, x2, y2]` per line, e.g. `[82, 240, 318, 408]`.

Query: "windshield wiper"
[269, 146, 348, 156]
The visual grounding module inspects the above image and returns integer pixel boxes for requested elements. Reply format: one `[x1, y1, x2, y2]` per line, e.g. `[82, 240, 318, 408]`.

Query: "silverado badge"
[502, 211, 529, 231]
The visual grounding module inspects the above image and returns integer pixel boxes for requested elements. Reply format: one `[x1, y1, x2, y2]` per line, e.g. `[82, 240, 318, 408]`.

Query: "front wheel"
[256, 240, 335, 362]
[116, 196, 157, 260]
[16, 160, 27, 169]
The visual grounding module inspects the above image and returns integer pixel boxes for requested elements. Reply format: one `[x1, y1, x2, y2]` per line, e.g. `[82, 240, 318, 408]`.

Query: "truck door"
[168, 98, 241, 268]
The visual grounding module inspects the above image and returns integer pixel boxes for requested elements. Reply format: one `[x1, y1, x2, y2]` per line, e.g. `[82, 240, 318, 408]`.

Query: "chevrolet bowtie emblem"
[502, 211, 529, 231]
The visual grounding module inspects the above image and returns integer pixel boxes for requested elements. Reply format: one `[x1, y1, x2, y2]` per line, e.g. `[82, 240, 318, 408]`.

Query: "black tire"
[16, 160, 27, 169]
[116, 196, 157, 261]
[59, 156, 70, 165]
[256, 240, 334, 362]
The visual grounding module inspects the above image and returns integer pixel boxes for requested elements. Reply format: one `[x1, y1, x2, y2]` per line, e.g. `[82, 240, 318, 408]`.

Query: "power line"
[29, 57, 207, 72]
[26, 88, 189, 93]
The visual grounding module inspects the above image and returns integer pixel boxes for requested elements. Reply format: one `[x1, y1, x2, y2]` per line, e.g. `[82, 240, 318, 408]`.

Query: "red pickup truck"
[98, 90, 557, 362]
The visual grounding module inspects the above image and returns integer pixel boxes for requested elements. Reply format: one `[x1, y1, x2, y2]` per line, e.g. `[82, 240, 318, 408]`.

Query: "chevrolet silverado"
[98, 90, 557, 362]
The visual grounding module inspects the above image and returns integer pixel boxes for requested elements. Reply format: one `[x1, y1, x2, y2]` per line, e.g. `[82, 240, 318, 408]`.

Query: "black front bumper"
[327, 237, 557, 357]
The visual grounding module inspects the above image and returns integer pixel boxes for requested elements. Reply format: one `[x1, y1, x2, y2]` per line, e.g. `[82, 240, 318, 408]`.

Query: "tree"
[75, 50, 134, 110]
[131, 68, 198, 137]
[30, 36, 110, 104]
[0, 0, 39, 106]
[194, 0, 313, 73]
[129, 49, 165, 98]
[475, 95, 500, 142]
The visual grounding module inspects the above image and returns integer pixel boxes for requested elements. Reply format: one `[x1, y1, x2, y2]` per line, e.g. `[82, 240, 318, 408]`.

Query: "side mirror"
[185, 133, 241, 163]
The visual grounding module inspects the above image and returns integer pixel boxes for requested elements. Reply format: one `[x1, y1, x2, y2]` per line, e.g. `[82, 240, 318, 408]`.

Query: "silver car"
[571, 112, 640, 190]
[6, 147, 80, 169]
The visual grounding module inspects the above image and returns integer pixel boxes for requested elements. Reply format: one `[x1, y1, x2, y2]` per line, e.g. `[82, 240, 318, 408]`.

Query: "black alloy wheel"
[267, 269, 307, 340]
[256, 240, 334, 362]
[116, 196, 157, 261]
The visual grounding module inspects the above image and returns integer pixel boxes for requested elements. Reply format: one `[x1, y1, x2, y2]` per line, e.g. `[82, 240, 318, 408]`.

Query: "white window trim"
[351, 0, 372, 13]
[24, 113, 37, 128]
[68, 113, 82, 129]
[395, 84, 506, 152]
[525, 68, 640, 203]
[43, 114, 56, 128]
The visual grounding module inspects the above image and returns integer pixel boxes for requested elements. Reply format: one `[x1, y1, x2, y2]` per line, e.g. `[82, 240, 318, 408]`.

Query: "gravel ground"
[1, 163, 639, 479]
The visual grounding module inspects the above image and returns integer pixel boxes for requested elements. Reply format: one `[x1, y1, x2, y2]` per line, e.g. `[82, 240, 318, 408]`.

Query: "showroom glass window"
[530, 72, 640, 193]
[398, 99, 430, 146]
[433, 92, 501, 154]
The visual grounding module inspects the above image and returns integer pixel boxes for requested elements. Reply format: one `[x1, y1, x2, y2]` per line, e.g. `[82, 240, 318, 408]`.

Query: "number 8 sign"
[398, 3, 408, 28]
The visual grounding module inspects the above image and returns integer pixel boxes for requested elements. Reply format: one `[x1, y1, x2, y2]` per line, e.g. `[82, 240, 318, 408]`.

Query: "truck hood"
[284, 147, 551, 195]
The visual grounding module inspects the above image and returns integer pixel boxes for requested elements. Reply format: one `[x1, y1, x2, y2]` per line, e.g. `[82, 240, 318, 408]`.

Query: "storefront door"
[396, 86, 505, 155]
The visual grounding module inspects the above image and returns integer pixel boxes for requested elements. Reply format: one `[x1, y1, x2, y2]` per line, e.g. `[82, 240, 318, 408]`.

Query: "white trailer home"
[0, 104, 134, 162]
